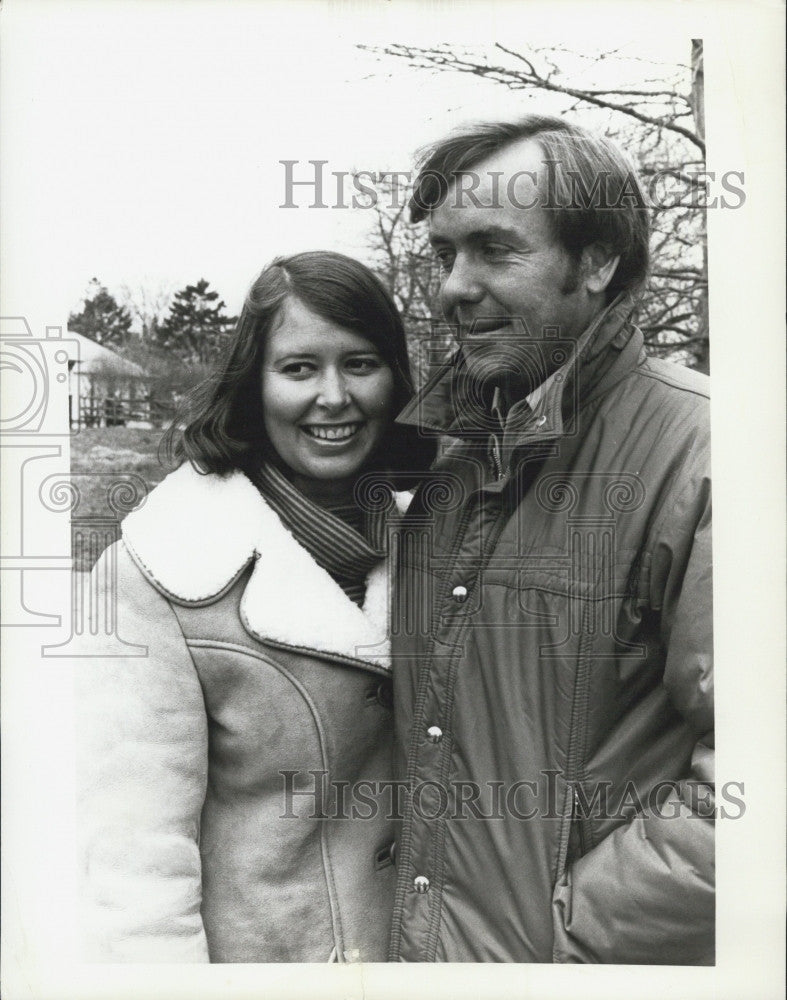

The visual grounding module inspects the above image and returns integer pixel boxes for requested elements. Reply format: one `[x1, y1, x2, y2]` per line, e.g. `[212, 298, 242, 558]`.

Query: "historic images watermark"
[279, 160, 746, 211]
[279, 770, 745, 821]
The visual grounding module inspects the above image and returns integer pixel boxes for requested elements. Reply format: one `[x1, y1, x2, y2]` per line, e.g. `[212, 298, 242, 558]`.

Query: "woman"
[75, 251, 435, 963]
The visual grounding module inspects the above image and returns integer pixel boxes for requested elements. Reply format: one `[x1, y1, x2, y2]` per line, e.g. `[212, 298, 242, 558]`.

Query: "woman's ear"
[581, 244, 620, 295]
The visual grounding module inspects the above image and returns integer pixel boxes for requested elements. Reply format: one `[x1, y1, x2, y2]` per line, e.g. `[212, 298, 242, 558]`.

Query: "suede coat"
[76, 464, 404, 963]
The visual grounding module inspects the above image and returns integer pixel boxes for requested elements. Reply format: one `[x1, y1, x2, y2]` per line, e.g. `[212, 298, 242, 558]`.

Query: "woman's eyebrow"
[272, 347, 383, 361]
[270, 350, 316, 361]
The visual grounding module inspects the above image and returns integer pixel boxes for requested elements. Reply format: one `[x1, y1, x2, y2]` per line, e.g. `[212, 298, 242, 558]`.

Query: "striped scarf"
[248, 462, 388, 607]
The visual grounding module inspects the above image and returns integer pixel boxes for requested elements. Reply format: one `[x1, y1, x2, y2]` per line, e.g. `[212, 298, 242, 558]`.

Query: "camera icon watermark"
[1, 316, 149, 654]
[1, 318, 76, 628]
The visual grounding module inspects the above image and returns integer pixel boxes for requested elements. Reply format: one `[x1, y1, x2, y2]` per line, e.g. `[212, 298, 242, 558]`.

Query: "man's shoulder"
[634, 356, 710, 402]
[605, 355, 710, 440]
[612, 355, 711, 476]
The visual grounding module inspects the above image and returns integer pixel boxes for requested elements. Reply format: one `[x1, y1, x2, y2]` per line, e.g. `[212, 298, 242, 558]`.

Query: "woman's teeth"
[302, 423, 361, 441]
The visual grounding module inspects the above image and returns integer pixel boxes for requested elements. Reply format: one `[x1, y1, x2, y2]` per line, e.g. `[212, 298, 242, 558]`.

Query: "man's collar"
[397, 292, 639, 440]
[494, 310, 604, 428]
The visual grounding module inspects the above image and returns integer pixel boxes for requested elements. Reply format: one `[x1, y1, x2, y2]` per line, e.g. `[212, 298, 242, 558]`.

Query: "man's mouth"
[459, 317, 511, 337]
[301, 422, 363, 442]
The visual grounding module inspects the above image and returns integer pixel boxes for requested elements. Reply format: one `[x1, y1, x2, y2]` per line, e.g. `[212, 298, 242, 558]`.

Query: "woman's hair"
[164, 250, 436, 481]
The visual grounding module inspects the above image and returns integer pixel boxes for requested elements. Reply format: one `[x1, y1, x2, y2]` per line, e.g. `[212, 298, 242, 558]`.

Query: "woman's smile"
[300, 421, 364, 443]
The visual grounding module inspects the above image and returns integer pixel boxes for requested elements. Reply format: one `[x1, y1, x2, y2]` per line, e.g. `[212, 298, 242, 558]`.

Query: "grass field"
[70, 426, 172, 570]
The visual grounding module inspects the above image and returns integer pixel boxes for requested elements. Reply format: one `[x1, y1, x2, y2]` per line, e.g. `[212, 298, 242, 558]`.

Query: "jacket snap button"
[426, 725, 443, 744]
[451, 585, 468, 601]
[414, 875, 430, 893]
[375, 682, 393, 709]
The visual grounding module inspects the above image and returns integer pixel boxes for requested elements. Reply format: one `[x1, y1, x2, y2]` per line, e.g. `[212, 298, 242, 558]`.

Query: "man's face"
[428, 138, 604, 396]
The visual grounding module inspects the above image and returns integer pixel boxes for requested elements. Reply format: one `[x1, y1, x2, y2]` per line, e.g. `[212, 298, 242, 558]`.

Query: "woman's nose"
[440, 255, 485, 317]
[316, 368, 351, 409]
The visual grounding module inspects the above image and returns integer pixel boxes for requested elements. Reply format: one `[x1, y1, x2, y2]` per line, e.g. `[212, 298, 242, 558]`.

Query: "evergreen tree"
[68, 278, 133, 347]
[156, 279, 237, 364]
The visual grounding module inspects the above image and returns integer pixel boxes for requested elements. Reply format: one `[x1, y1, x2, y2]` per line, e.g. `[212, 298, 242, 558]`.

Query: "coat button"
[426, 725, 443, 744]
[414, 875, 430, 893]
[451, 585, 468, 601]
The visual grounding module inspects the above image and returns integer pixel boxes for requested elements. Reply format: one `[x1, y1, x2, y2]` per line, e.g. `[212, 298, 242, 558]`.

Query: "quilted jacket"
[388, 296, 714, 964]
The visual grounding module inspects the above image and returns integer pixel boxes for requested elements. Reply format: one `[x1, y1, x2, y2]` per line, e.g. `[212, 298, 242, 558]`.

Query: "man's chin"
[461, 342, 551, 392]
[462, 344, 520, 380]
[460, 341, 499, 365]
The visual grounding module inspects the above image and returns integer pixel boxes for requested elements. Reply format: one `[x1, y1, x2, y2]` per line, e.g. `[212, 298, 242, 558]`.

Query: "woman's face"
[260, 296, 396, 495]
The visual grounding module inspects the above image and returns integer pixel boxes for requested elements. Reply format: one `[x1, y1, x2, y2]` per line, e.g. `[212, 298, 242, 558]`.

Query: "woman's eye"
[280, 361, 315, 377]
[346, 356, 383, 374]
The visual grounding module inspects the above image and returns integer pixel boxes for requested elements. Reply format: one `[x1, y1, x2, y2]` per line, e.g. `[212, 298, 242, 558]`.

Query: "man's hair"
[409, 115, 651, 302]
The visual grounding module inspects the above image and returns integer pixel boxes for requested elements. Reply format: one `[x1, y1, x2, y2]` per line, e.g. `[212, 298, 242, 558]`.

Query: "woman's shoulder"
[121, 463, 267, 604]
[118, 464, 409, 614]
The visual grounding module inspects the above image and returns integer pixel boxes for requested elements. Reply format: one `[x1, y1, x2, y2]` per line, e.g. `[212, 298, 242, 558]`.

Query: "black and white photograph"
[1, 1, 784, 998]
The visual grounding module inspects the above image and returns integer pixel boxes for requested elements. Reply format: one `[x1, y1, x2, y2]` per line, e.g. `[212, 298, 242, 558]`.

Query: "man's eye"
[434, 250, 455, 272]
[483, 244, 508, 259]
[346, 356, 384, 374]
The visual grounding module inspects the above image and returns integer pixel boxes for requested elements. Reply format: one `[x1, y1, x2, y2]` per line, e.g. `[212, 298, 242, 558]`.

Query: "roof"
[66, 331, 146, 376]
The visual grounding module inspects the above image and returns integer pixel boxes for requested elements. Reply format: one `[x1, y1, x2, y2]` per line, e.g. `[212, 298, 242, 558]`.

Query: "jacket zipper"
[489, 437, 504, 481]
[424, 490, 508, 957]
[425, 491, 515, 962]
[389, 491, 481, 960]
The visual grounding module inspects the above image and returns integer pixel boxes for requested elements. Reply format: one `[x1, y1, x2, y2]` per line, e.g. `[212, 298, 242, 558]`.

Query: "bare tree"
[119, 279, 176, 341]
[360, 174, 447, 386]
[360, 41, 710, 372]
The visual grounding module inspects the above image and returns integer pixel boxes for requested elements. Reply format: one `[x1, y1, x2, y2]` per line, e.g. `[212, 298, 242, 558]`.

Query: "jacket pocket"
[554, 603, 595, 883]
[570, 787, 587, 859]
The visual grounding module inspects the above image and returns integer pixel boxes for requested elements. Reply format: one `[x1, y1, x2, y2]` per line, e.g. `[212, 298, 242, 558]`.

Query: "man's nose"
[316, 368, 351, 409]
[440, 255, 485, 317]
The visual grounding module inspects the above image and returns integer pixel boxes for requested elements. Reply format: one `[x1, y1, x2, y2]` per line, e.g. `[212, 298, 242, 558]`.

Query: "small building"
[67, 332, 148, 428]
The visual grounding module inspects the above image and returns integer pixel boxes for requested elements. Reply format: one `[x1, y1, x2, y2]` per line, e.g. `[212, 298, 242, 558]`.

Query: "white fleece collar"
[122, 463, 410, 672]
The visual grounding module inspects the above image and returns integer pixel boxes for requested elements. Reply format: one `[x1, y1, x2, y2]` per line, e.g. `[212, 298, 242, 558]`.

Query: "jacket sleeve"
[74, 541, 210, 961]
[552, 447, 714, 965]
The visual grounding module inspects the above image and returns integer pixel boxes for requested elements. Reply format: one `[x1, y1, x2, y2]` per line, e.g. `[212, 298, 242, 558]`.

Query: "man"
[387, 115, 713, 963]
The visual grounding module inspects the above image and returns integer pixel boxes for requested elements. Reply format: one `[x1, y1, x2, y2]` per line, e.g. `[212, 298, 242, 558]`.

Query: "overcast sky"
[0, 0, 702, 332]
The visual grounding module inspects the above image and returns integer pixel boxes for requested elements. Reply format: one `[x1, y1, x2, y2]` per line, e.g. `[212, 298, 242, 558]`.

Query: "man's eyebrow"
[429, 224, 526, 245]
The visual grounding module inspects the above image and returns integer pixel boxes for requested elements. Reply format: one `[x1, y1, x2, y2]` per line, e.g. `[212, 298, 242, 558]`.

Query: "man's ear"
[581, 244, 620, 295]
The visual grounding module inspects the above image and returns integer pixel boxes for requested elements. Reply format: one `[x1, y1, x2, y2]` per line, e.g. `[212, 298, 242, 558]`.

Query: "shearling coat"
[75, 464, 403, 963]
